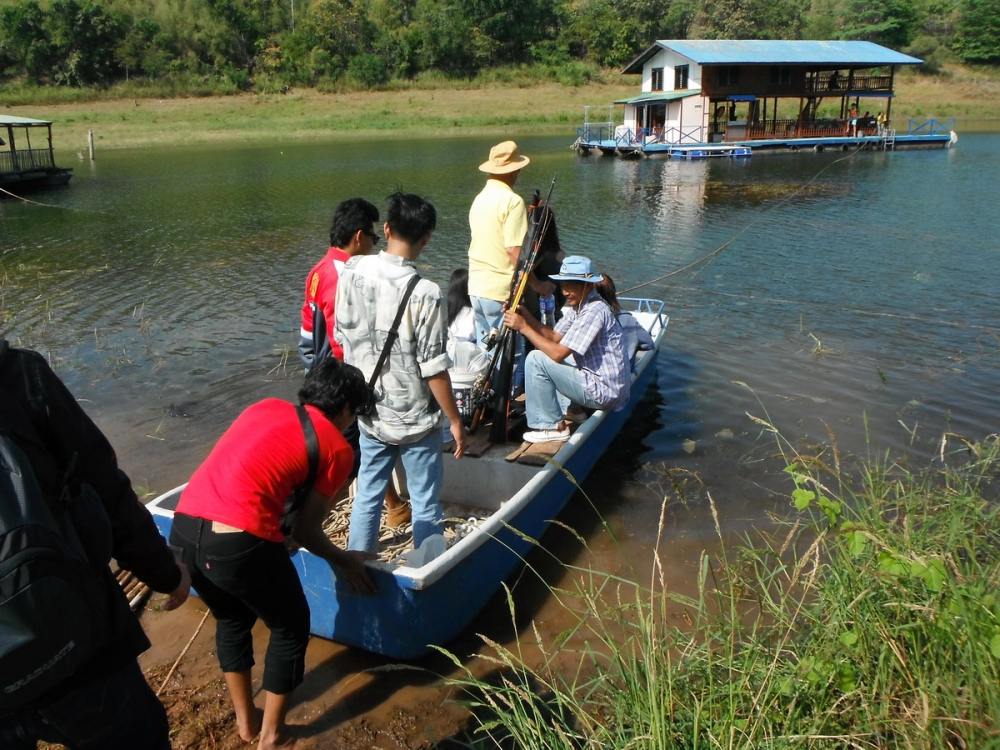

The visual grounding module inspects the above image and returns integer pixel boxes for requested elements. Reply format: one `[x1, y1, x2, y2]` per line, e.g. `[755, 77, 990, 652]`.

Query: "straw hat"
[478, 141, 530, 175]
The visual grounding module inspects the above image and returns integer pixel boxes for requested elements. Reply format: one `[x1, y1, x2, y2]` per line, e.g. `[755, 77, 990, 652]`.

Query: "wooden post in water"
[88, 129, 95, 161]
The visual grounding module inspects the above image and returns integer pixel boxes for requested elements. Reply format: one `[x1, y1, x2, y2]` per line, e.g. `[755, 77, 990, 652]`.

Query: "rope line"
[0, 184, 67, 209]
[0, 183, 100, 214]
[620, 143, 868, 294]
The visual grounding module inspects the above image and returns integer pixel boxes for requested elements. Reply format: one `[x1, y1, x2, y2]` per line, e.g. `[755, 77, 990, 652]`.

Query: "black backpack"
[0, 417, 111, 711]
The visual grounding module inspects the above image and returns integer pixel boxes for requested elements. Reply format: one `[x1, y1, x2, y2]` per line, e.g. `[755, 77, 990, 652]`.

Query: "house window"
[651, 68, 664, 92]
[674, 64, 689, 90]
[769, 66, 792, 85]
[716, 66, 740, 86]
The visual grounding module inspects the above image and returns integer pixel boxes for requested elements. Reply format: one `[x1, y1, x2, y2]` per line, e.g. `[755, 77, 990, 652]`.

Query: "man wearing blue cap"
[502, 255, 630, 443]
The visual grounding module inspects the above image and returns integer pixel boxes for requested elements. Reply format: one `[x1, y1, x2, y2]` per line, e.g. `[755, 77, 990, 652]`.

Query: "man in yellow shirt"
[468, 141, 554, 363]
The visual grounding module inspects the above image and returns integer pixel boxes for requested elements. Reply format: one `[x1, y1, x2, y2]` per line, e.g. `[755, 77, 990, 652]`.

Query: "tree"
[46, 0, 125, 85]
[690, 0, 805, 38]
[411, 0, 485, 76]
[460, 0, 558, 64]
[840, 0, 918, 47]
[0, 0, 54, 82]
[953, 0, 1000, 62]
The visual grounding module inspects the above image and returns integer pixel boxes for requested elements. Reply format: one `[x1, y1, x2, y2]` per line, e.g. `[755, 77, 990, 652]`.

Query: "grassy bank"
[445, 434, 1000, 748]
[1, 64, 997, 153]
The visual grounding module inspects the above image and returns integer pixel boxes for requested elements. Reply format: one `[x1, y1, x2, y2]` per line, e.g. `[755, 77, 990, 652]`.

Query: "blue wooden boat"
[147, 297, 668, 659]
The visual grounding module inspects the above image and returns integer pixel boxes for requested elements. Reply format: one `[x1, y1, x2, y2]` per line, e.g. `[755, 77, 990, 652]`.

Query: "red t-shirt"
[300, 246, 351, 361]
[176, 399, 353, 542]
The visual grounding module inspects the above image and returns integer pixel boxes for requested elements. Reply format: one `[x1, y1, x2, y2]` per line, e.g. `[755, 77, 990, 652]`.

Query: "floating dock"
[575, 126, 955, 159]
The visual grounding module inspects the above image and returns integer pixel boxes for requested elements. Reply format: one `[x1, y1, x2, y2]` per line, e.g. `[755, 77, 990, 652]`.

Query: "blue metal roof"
[623, 40, 922, 73]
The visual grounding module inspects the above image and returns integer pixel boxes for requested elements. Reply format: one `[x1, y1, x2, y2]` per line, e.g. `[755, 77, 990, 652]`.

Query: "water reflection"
[1, 133, 998, 510]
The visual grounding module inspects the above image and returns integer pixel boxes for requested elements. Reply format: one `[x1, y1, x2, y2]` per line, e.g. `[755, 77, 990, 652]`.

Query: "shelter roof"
[0, 115, 52, 126]
[615, 89, 702, 104]
[622, 40, 922, 73]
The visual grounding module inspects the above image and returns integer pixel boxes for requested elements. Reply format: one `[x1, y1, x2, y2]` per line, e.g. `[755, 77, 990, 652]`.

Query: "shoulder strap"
[280, 404, 320, 537]
[368, 274, 421, 389]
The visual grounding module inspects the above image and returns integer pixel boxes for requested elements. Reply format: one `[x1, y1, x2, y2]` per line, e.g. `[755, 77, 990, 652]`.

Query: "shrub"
[347, 52, 389, 89]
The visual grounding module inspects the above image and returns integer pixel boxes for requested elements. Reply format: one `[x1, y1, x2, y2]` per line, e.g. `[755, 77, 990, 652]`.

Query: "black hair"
[298, 357, 372, 421]
[447, 268, 471, 326]
[386, 191, 436, 244]
[329, 198, 379, 248]
[595, 273, 621, 314]
[535, 203, 562, 259]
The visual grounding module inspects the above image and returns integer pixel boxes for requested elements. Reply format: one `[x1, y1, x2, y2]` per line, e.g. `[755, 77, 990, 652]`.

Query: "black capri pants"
[169, 513, 310, 695]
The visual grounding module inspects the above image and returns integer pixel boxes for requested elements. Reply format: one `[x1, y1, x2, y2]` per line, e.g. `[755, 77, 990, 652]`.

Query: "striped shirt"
[555, 292, 630, 410]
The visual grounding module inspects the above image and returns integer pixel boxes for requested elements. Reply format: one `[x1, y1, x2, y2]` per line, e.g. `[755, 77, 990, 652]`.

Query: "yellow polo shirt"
[468, 179, 528, 302]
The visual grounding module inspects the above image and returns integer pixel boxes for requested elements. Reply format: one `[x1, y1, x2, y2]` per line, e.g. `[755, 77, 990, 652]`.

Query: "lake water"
[3, 132, 998, 742]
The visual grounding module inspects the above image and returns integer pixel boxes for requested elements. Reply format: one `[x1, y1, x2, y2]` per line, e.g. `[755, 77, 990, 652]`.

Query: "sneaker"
[385, 502, 412, 528]
[522, 427, 571, 444]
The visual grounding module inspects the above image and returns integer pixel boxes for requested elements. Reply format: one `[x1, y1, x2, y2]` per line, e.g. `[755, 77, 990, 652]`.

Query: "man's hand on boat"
[450, 420, 466, 459]
[291, 489, 377, 593]
[332, 549, 378, 594]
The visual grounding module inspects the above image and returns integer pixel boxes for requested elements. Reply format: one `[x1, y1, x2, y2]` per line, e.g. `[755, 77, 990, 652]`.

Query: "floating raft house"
[1, 115, 72, 191]
[574, 40, 957, 158]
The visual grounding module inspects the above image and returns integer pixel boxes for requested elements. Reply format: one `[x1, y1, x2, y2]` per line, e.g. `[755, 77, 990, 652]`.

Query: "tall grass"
[442, 434, 1000, 749]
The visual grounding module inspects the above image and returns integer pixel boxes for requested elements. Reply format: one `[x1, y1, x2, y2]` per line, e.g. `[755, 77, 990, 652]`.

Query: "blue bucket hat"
[549, 255, 604, 284]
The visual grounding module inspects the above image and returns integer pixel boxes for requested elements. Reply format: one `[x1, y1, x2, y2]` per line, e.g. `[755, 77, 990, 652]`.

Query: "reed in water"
[442, 433, 1000, 749]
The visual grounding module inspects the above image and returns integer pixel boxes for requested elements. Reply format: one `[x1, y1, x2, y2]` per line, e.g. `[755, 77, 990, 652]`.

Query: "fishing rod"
[469, 177, 557, 437]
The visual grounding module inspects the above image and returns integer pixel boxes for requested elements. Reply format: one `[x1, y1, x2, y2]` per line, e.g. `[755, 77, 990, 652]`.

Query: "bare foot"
[258, 731, 296, 750]
[237, 707, 263, 742]
[257, 736, 295, 750]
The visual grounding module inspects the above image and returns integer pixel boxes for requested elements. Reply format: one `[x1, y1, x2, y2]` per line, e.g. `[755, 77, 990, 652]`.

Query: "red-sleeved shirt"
[176, 398, 353, 542]
[300, 246, 351, 361]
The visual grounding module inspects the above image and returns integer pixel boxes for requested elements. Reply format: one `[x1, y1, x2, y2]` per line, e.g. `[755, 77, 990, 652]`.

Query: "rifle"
[469, 177, 557, 437]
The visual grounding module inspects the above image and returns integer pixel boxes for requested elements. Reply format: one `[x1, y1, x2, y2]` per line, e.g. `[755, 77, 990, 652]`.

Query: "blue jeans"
[471, 295, 525, 392]
[348, 428, 444, 553]
[525, 349, 604, 429]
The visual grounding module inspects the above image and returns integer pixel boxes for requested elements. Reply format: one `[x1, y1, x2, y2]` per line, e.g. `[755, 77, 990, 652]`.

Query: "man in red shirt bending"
[298, 198, 411, 526]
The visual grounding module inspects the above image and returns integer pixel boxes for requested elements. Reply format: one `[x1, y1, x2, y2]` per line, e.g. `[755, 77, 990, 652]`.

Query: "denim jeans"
[0, 660, 170, 750]
[348, 427, 444, 553]
[525, 349, 604, 429]
[471, 294, 526, 392]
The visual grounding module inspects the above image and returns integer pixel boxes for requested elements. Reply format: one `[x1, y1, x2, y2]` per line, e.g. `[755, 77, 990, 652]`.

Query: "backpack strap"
[280, 404, 320, 537]
[368, 274, 421, 390]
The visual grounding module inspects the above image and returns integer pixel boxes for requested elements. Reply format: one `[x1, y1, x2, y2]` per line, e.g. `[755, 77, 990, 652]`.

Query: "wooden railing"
[745, 119, 879, 139]
[808, 73, 893, 93]
[0, 148, 55, 175]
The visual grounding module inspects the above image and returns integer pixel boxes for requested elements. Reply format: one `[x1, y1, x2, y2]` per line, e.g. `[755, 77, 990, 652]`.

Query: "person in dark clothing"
[0, 340, 190, 750]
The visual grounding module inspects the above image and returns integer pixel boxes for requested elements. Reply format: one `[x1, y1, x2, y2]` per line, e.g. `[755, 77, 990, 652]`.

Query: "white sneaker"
[523, 427, 570, 444]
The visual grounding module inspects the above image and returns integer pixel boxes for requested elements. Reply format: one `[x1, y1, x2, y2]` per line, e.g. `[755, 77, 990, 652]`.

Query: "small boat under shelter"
[147, 297, 668, 659]
[0, 115, 73, 192]
[574, 40, 958, 158]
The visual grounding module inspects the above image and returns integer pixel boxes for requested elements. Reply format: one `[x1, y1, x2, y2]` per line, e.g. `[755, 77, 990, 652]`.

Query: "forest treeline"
[0, 0, 997, 93]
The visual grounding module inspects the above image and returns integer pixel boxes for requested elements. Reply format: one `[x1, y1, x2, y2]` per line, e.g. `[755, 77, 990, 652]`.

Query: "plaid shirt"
[555, 291, 630, 410]
[335, 252, 451, 444]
